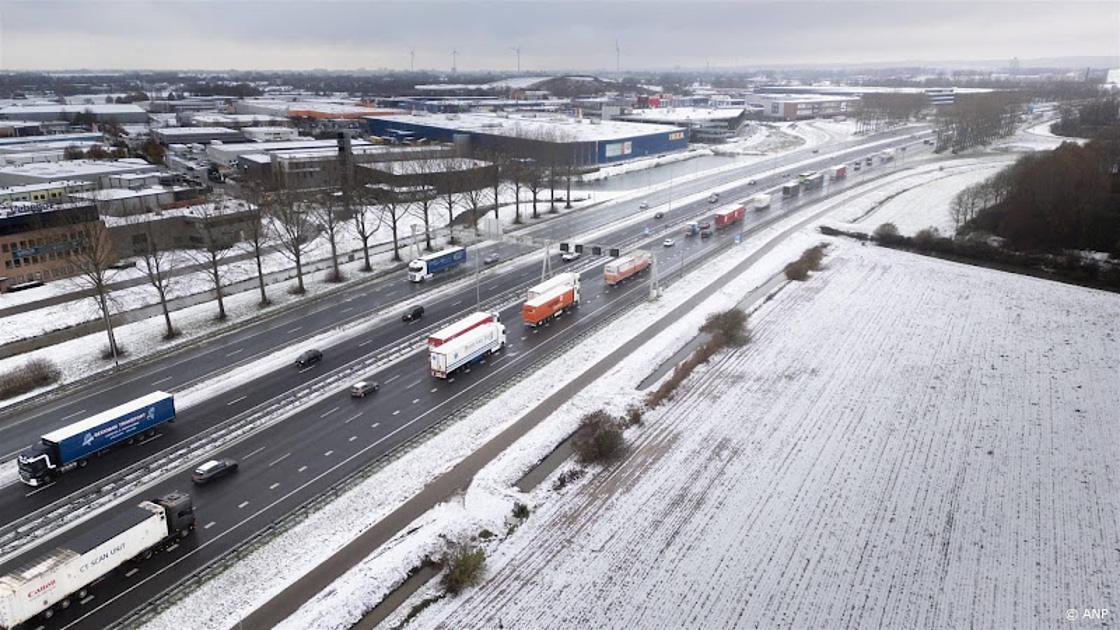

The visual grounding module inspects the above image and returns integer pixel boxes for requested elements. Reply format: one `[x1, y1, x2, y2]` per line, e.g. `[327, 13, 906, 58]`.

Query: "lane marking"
[324, 450, 334, 457]
[348, 436, 357, 442]
[204, 522, 216, 530]
[412, 398, 420, 404]
[384, 374, 401, 384]
[269, 483, 280, 490]
[24, 482, 56, 498]
[451, 300, 463, 306]
[226, 395, 247, 406]
[340, 306, 354, 314]
[242, 446, 266, 460]
[268, 453, 291, 467]
[392, 410, 400, 416]
[287, 326, 302, 333]
[150, 376, 172, 386]
[166, 543, 179, 552]
[297, 465, 307, 473]
[61, 408, 88, 421]
[237, 501, 249, 509]
[344, 413, 362, 424]
[319, 406, 339, 419]
[359, 339, 375, 348]
[125, 568, 139, 577]
[137, 434, 162, 446]
[225, 348, 244, 357]
[370, 422, 380, 429]
[405, 379, 420, 389]
[430, 387, 438, 393]
[80, 595, 94, 605]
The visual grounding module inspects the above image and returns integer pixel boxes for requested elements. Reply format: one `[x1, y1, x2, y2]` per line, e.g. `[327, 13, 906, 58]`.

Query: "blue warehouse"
[364, 112, 688, 167]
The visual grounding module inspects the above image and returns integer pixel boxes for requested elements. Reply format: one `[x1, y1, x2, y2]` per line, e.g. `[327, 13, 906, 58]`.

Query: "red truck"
[522, 273, 580, 327]
[604, 250, 652, 286]
[714, 204, 745, 229]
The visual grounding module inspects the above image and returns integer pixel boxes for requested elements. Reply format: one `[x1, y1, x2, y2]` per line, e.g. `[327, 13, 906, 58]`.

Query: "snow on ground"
[838, 157, 1017, 236]
[141, 176, 832, 630]
[580, 147, 715, 182]
[415, 239, 1120, 630]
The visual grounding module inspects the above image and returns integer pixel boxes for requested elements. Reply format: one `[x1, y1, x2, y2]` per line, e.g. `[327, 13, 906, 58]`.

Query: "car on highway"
[812, 148, 819, 153]
[561, 251, 581, 262]
[192, 458, 238, 484]
[639, 202, 650, 209]
[663, 238, 675, 247]
[747, 179, 756, 185]
[350, 380, 380, 398]
[698, 221, 711, 230]
[700, 229, 713, 239]
[402, 305, 425, 322]
[483, 252, 501, 265]
[295, 348, 322, 368]
[707, 193, 720, 203]
[654, 211, 664, 219]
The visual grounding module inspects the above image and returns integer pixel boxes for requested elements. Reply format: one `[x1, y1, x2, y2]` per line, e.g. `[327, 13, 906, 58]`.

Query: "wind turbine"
[409, 49, 415, 72]
[615, 39, 621, 74]
[451, 49, 458, 73]
[511, 46, 521, 73]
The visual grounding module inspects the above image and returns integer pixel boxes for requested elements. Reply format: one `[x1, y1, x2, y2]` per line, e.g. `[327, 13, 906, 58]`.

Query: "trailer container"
[803, 173, 824, 190]
[831, 164, 847, 179]
[429, 322, 506, 378]
[750, 193, 771, 210]
[684, 221, 700, 236]
[714, 204, 745, 229]
[782, 182, 800, 197]
[604, 250, 652, 286]
[407, 246, 467, 282]
[426, 311, 498, 348]
[0, 492, 194, 629]
[522, 274, 580, 327]
[17, 392, 176, 487]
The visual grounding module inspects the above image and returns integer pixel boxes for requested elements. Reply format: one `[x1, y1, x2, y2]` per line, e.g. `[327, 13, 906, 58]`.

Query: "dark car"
[192, 458, 238, 484]
[700, 229, 713, 239]
[653, 211, 665, 219]
[350, 380, 380, 398]
[295, 348, 322, 368]
[698, 221, 711, 230]
[483, 252, 501, 265]
[402, 305, 425, 322]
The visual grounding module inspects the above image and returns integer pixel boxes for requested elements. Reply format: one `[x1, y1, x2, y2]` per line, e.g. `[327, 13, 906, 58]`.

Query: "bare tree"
[315, 188, 348, 283]
[65, 210, 123, 362]
[238, 178, 275, 307]
[405, 159, 438, 251]
[523, 159, 544, 219]
[438, 158, 464, 244]
[508, 158, 525, 224]
[373, 186, 406, 262]
[187, 196, 240, 320]
[351, 183, 385, 272]
[127, 214, 179, 339]
[461, 169, 488, 235]
[269, 184, 311, 294]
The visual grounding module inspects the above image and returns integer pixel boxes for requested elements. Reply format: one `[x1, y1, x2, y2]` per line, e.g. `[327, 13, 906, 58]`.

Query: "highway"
[0, 128, 933, 629]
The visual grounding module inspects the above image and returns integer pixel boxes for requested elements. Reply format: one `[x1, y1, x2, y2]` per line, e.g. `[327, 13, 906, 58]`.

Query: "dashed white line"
[340, 306, 354, 314]
[392, 410, 400, 416]
[319, 406, 339, 418]
[166, 543, 179, 552]
[237, 501, 249, 509]
[125, 568, 139, 577]
[405, 379, 420, 389]
[298, 465, 308, 473]
[287, 326, 302, 333]
[348, 435, 357, 442]
[359, 339, 375, 347]
[324, 450, 334, 457]
[344, 413, 362, 424]
[430, 387, 438, 393]
[384, 374, 401, 384]
[412, 398, 420, 404]
[269, 482, 280, 490]
[24, 482, 56, 498]
[242, 446, 266, 460]
[226, 395, 247, 406]
[370, 422, 380, 429]
[60, 408, 88, 421]
[225, 348, 244, 357]
[520, 335, 527, 341]
[151, 376, 172, 386]
[268, 453, 291, 467]
[204, 521, 216, 530]
[451, 300, 463, 306]
[80, 595, 95, 605]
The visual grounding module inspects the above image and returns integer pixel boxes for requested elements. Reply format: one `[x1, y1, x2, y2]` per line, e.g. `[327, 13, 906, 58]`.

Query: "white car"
[561, 251, 581, 262]
[663, 238, 675, 247]
[639, 202, 650, 209]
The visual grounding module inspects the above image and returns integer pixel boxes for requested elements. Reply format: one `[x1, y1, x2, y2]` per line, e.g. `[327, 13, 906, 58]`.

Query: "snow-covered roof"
[0, 180, 92, 194]
[368, 112, 685, 142]
[0, 159, 156, 178]
[0, 103, 146, 116]
[71, 185, 185, 202]
[155, 126, 241, 137]
[619, 108, 745, 123]
[0, 132, 104, 147]
[99, 198, 251, 227]
[360, 157, 489, 174]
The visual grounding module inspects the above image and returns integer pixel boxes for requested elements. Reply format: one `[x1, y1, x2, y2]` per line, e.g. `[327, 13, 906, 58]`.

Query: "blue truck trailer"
[408, 246, 467, 282]
[16, 392, 176, 487]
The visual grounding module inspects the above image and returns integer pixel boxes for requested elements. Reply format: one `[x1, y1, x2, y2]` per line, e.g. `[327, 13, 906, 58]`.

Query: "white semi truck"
[429, 319, 506, 378]
[0, 492, 195, 629]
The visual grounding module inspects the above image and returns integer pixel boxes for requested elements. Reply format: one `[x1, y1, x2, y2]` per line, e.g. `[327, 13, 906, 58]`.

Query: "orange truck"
[604, 250, 652, 286]
[522, 273, 580, 327]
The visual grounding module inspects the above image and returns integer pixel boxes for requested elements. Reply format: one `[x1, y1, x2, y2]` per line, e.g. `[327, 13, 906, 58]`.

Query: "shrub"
[913, 227, 941, 247]
[442, 541, 486, 595]
[784, 245, 828, 281]
[478, 529, 495, 540]
[873, 222, 901, 243]
[0, 358, 62, 401]
[511, 502, 530, 520]
[623, 403, 644, 427]
[784, 259, 810, 280]
[552, 467, 585, 491]
[571, 411, 624, 464]
[700, 308, 750, 347]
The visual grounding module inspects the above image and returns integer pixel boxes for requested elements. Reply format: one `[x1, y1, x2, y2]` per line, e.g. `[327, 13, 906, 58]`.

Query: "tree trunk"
[423, 205, 433, 251]
[211, 258, 226, 320]
[390, 220, 400, 261]
[159, 291, 174, 338]
[361, 235, 372, 271]
[514, 182, 522, 223]
[294, 250, 305, 293]
[565, 163, 573, 209]
[254, 243, 269, 306]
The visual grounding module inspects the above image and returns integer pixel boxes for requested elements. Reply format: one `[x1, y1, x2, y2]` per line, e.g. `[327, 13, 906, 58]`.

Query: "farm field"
[417, 241, 1120, 629]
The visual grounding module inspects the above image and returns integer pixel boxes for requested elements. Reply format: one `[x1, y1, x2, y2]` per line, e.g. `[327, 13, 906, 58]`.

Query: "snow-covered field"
[417, 241, 1120, 630]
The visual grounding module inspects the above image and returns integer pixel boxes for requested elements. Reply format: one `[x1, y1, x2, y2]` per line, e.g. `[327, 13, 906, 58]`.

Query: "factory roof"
[155, 126, 242, 137]
[0, 159, 156, 178]
[0, 180, 92, 194]
[367, 112, 684, 142]
[619, 107, 745, 123]
[0, 104, 146, 115]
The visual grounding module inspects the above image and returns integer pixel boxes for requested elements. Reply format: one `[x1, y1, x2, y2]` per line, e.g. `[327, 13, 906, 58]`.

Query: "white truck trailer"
[429, 321, 506, 378]
[0, 492, 195, 629]
[750, 193, 771, 210]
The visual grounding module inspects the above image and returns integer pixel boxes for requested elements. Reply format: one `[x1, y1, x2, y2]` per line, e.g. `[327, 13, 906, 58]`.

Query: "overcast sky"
[0, 1, 1116, 72]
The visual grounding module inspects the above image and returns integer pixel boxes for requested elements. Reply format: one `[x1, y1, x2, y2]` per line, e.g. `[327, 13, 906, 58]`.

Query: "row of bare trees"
[933, 92, 1023, 152]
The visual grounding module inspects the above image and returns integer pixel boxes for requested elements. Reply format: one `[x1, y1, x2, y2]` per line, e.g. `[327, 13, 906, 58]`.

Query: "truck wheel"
[77, 459, 87, 468]
[59, 598, 71, 609]
[78, 587, 89, 599]
[143, 549, 153, 560]
[43, 608, 55, 619]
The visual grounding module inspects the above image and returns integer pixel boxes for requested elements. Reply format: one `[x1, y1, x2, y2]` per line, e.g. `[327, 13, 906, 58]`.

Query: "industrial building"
[0, 202, 112, 288]
[152, 126, 246, 145]
[233, 99, 399, 120]
[103, 199, 259, 257]
[238, 143, 449, 191]
[615, 107, 749, 142]
[0, 180, 96, 204]
[0, 104, 149, 124]
[744, 94, 860, 120]
[755, 85, 994, 108]
[358, 157, 495, 199]
[0, 159, 158, 187]
[365, 112, 688, 166]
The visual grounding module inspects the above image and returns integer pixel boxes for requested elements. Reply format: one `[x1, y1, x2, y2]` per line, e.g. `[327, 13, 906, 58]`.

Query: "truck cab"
[685, 221, 700, 236]
[16, 442, 55, 486]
